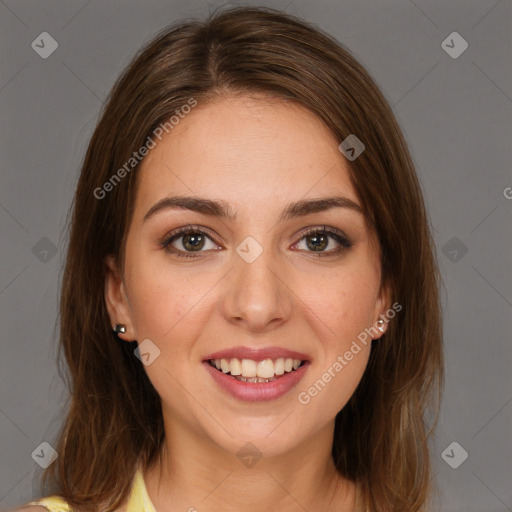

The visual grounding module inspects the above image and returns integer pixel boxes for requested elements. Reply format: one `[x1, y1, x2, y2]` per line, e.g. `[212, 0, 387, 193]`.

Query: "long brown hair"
[42, 6, 443, 512]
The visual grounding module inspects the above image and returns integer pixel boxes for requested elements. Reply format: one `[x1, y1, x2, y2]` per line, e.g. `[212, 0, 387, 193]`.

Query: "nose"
[222, 242, 293, 332]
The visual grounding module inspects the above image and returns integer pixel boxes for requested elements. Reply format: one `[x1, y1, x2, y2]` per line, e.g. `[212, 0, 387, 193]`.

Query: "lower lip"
[203, 361, 310, 402]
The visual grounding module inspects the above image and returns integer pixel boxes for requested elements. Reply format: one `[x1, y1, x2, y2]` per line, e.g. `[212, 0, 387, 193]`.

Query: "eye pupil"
[183, 233, 205, 251]
[307, 234, 328, 251]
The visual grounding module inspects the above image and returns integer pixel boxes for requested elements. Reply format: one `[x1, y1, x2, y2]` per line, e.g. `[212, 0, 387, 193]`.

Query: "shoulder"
[12, 505, 127, 512]
[11, 497, 71, 512]
[11, 507, 51, 512]
[12, 467, 139, 512]
[12, 492, 130, 512]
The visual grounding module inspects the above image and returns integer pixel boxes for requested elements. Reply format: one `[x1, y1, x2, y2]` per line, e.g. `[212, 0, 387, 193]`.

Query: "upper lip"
[203, 346, 311, 362]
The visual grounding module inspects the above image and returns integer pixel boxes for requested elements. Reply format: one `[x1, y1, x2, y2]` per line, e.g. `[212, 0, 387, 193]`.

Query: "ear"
[371, 280, 393, 340]
[104, 254, 136, 341]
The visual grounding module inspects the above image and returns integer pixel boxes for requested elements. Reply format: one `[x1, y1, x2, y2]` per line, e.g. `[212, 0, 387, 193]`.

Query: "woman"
[17, 6, 443, 512]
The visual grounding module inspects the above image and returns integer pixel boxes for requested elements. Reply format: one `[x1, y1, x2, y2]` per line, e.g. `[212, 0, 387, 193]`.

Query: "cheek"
[296, 271, 375, 413]
[297, 262, 380, 347]
[298, 346, 370, 419]
[124, 255, 220, 350]
[306, 267, 379, 411]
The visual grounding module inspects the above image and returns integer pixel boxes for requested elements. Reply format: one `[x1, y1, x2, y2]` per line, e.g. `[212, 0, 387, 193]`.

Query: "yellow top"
[27, 468, 367, 512]
[26, 467, 156, 512]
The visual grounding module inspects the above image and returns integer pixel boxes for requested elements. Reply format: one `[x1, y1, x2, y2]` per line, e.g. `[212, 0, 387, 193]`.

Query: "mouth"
[206, 357, 307, 383]
[201, 347, 311, 402]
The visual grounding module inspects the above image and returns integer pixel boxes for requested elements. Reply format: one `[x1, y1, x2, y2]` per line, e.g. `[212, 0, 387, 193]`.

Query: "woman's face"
[105, 94, 390, 458]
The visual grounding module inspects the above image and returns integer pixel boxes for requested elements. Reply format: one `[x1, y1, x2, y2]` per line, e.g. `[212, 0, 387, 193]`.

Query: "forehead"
[134, 94, 359, 219]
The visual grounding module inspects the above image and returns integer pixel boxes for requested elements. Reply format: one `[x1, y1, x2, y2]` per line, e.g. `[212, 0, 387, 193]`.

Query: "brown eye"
[181, 232, 206, 251]
[294, 227, 352, 256]
[305, 232, 329, 251]
[160, 226, 220, 259]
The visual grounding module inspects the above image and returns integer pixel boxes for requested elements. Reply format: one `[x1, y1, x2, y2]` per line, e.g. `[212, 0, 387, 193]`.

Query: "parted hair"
[41, 6, 443, 512]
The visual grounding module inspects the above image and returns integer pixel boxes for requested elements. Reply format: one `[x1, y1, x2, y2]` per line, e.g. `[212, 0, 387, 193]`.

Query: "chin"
[204, 414, 307, 461]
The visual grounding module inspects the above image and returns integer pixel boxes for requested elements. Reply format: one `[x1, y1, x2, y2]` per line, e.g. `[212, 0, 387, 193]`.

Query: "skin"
[104, 94, 390, 512]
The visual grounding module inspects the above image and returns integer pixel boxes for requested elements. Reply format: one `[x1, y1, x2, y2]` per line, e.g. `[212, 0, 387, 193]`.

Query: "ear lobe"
[104, 254, 134, 341]
[373, 281, 393, 337]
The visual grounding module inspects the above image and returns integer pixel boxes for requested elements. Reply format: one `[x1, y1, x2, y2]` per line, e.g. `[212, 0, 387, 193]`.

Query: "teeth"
[256, 359, 274, 378]
[209, 357, 305, 379]
[274, 358, 284, 375]
[233, 375, 277, 383]
[241, 359, 257, 377]
[229, 358, 241, 375]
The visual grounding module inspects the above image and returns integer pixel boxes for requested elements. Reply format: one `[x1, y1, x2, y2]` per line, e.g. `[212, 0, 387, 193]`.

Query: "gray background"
[0, 0, 511, 511]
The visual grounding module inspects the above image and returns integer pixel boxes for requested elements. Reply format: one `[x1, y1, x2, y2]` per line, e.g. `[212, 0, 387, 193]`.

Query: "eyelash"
[159, 224, 353, 259]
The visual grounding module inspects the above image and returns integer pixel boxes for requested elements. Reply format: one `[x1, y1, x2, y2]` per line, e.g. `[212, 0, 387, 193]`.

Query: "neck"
[143, 415, 357, 512]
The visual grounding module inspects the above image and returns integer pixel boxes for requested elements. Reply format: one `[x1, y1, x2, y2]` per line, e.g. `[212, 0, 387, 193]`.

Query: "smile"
[208, 357, 305, 382]
[202, 347, 311, 401]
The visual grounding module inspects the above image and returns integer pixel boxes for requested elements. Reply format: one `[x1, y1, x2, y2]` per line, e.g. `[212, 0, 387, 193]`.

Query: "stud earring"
[113, 323, 126, 334]
[377, 319, 385, 333]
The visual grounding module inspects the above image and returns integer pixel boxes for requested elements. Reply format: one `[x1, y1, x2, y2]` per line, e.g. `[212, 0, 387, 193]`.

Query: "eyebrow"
[143, 195, 363, 224]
